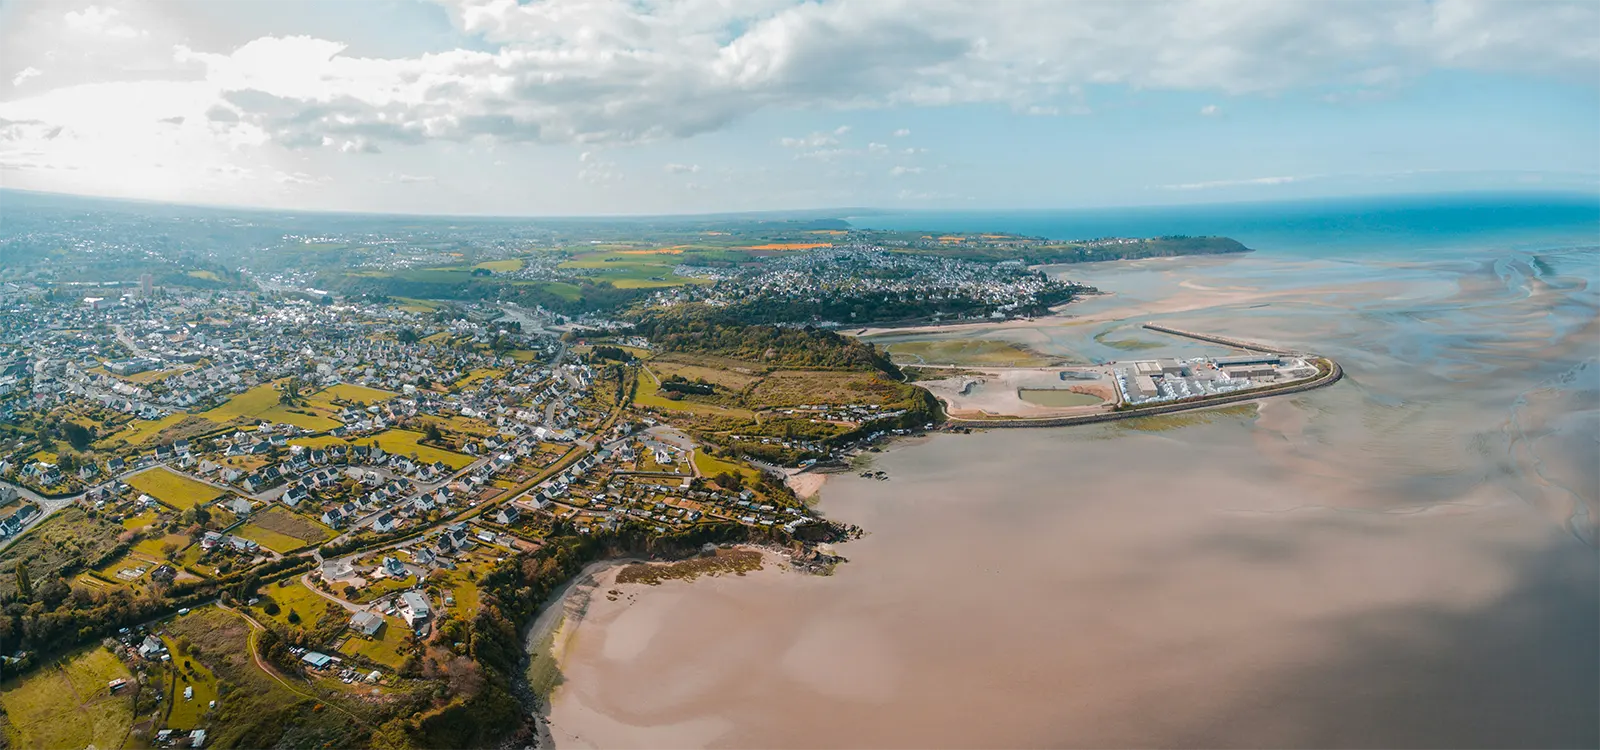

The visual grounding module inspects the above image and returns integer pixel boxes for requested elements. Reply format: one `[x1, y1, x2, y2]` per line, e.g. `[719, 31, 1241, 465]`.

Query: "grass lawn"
[235, 508, 333, 553]
[0, 645, 135, 750]
[0, 508, 124, 597]
[200, 383, 343, 430]
[132, 532, 190, 560]
[747, 370, 909, 408]
[161, 638, 220, 731]
[125, 467, 222, 510]
[120, 509, 162, 530]
[257, 580, 341, 630]
[506, 349, 543, 362]
[338, 615, 411, 669]
[353, 574, 418, 604]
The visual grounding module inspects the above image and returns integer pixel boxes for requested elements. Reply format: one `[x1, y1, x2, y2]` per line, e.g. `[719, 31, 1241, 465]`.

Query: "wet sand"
[545, 245, 1599, 748]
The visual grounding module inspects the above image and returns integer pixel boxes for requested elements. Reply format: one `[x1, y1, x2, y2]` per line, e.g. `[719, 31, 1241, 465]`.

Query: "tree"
[14, 562, 32, 600]
[424, 423, 444, 443]
[56, 452, 78, 475]
[397, 328, 420, 344]
[61, 422, 93, 451]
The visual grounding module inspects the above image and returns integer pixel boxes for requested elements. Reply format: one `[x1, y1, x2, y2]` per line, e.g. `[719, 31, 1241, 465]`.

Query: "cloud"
[62, 6, 146, 39]
[16, 0, 1581, 156]
[889, 165, 924, 177]
[664, 162, 700, 173]
[1161, 175, 1309, 190]
[11, 67, 41, 87]
[1200, 104, 1220, 116]
[577, 150, 620, 184]
[893, 128, 911, 137]
[780, 131, 840, 148]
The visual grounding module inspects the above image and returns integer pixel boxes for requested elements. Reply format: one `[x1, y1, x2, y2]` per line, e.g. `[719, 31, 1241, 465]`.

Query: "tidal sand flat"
[545, 239, 1599, 748]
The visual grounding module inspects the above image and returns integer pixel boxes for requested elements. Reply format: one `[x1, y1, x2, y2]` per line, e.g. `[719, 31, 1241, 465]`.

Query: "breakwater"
[1141, 324, 1296, 354]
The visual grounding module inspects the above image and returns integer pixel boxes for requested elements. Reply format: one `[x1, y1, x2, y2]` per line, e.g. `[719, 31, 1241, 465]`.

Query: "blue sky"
[1, 0, 1596, 215]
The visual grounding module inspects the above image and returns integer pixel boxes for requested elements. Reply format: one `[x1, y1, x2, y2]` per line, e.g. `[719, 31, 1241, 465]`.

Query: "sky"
[0, 0, 1597, 216]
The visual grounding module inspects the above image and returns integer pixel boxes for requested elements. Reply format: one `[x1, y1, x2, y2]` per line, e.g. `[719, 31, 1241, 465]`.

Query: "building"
[349, 611, 385, 637]
[302, 651, 334, 669]
[1214, 354, 1282, 368]
[399, 591, 430, 627]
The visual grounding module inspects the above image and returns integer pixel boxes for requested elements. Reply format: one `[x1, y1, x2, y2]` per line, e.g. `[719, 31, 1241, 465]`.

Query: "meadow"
[161, 637, 220, 731]
[887, 339, 1063, 367]
[235, 507, 334, 553]
[257, 580, 341, 630]
[0, 646, 135, 750]
[125, 467, 222, 509]
[338, 614, 410, 669]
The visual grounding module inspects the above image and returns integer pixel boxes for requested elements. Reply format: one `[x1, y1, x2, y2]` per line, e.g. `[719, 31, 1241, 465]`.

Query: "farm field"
[125, 467, 222, 509]
[634, 368, 755, 419]
[234, 508, 334, 553]
[0, 645, 135, 750]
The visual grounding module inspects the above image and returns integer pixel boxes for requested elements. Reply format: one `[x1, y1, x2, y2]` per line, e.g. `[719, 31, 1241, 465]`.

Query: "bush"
[262, 600, 281, 616]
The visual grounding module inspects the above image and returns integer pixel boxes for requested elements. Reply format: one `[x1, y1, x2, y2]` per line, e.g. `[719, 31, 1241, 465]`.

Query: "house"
[151, 565, 177, 582]
[492, 505, 520, 525]
[349, 611, 385, 637]
[138, 635, 166, 659]
[222, 496, 253, 516]
[201, 531, 224, 550]
[399, 591, 430, 627]
[372, 512, 396, 533]
[321, 506, 347, 527]
[190, 729, 207, 749]
[382, 556, 406, 577]
[154, 443, 174, 460]
[107, 456, 126, 473]
[282, 486, 308, 507]
[412, 548, 435, 566]
[226, 535, 259, 553]
[321, 559, 354, 581]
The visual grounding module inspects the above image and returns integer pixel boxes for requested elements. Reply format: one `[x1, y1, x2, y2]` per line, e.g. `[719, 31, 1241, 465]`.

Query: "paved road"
[0, 480, 83, 552]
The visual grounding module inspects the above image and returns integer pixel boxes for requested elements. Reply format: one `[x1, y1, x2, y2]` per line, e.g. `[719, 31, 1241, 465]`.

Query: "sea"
[538, 192, 1600, 749]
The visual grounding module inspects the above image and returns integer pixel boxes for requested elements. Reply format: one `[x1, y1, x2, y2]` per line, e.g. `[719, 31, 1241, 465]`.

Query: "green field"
[473, 258, 524, 272]
[132, 532, 191, 560]
[692, 450, 762, 484]
[125, 467, 222, 510]
[365, 429, 475, 469]
[257, 580, 340, 630]
[1017, 388, 1104, 407]
[162, 637, 219, 730]
[634, 368, 756, 418]
[339, 614, 410, 669]
[886, 339, 1063, 367]
[201, 383, 343, 430]
[308, 383, 396, 407]
[234, 508, 334, 553]
[99, 413, 213, 449]
[0, 646, 135, 750]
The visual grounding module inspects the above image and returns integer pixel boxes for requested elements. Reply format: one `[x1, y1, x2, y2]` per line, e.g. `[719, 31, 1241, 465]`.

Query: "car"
[177, 608, 190, 615]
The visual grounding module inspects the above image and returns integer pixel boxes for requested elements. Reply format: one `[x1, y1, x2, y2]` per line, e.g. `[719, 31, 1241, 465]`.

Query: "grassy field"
[120, 509, 162, 530]
[132, 532, 191, 560]
[98, 413, 214, 449]
[0, 508, 125, 597]
[308, 383, 395, 407]
[258, 580, 341, 630]
[887, 339, 1063, 367]
[201, 383, 343, 430]
[162, 637, 220, 731]
[692, 450, 762, 484]
[338, 615, 410, 669]
[164, 607, 328, 749]
[747, 370, 908, 408]
[473, 258, 524, 272]
[557, 251, 710, 289]
[353, 574, 418, 604]
[365, 429, 475, 469]
[634, 368, 756, 418]
[235, 508, 333, 553]
[125, 467, 222, 509]
[0, 646, 135, 750]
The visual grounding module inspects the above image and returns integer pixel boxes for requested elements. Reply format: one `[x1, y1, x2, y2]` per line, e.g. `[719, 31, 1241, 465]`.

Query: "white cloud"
[664, 162, 700, 173]
[1200, 104, 1220, 116]
[780, 132, 840, 148]
[62, 6, 146, 39]
[1161, 175, 1308, 190]
[893, 128, 911, 137]
[889, 165, 923, 177]
[11, 67, 42, 87]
